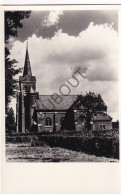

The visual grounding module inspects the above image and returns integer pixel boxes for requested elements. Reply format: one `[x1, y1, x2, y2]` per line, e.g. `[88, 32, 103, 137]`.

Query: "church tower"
[16, 43, 37, 133]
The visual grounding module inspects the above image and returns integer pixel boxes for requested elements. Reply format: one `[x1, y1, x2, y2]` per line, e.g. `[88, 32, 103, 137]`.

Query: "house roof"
[34, 95, 78, 111]
[93, 114, 112, 121]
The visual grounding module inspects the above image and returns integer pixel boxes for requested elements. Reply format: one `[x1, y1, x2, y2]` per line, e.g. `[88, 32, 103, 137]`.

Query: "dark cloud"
[17, 11, 57, 41]
[59, 10, 118, 36]
[16, 10, 118, 42]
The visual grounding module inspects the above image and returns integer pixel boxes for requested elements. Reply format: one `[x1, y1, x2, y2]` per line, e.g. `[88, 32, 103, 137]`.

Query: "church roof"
[23, 42, 32, 77]
[34, 95, 78, 111]
[93, 114, 112, 121]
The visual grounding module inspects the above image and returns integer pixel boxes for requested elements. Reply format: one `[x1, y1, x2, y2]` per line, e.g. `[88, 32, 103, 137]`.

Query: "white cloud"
[42, 11, 63, 27]
[9, 22, 119, 120]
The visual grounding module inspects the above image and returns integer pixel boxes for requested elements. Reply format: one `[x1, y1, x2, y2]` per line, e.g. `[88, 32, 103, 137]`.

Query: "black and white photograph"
[4, 7, 119, 162]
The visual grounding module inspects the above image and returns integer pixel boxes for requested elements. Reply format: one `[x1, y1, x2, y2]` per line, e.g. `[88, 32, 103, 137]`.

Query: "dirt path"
[6, 143, 118, 162]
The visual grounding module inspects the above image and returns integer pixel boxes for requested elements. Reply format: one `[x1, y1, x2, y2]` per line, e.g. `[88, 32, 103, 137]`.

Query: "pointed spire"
[26, 41, 28, 49]
[23, 42, 32, 77]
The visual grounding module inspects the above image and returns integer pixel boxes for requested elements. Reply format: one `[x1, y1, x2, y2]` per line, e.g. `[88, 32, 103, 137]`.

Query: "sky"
[8, 10, 119, 121]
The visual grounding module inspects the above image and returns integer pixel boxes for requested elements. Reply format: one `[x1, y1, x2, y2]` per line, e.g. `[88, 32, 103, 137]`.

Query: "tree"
[6, 108, 16, 133]
[5, 11, 31, 129]
[72, 92, 107, 131]
[5, 11, 31, 43]
[5, 47, 20, 110]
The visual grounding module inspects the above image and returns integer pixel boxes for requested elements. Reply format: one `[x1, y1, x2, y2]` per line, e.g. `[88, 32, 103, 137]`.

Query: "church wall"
[21, 82, 36, 92]
[54, 112, 66, 131]
[75, 123, 85, 131]
[37, 112, 54, 132]
[18, 92, 25, 133]
[73, 111, 85, 131]
[37, 111, 66, 132]
[93, 121, 112, 131]
[16, 92, 19, 133]
[21, 99, 25, 133]
[43, 113, 54, 132]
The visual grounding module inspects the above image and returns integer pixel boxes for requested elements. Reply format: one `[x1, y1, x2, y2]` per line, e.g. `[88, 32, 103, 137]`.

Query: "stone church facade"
[16, 45, 112, 133]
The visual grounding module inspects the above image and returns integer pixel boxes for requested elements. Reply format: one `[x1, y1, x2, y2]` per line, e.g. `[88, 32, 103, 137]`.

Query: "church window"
[100, 124, 105, 130]
[24, 85, 30, 93]
[60, 117, 65, 126]
[100, 125, 102, 129]
[45, 117, 52, 126]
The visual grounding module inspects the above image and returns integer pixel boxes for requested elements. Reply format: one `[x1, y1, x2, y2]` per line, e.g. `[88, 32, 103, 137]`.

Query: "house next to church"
[16, 45, 112, 133]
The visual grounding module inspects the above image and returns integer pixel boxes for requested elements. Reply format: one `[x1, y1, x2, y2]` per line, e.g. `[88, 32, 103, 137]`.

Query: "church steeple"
[23, 42, 32, 77]
[17, 42, 37, 133]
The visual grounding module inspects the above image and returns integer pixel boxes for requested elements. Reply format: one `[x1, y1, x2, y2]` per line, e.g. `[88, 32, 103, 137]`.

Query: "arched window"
[45, 117, 52, 126]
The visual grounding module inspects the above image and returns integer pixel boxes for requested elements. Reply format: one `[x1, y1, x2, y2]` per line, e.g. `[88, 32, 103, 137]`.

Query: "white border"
[1, 0, 121, 5]
[0, 5, 121, 194]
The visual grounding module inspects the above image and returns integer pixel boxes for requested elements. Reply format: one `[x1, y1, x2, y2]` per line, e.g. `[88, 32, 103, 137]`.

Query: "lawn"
[6, 143, 118, 162]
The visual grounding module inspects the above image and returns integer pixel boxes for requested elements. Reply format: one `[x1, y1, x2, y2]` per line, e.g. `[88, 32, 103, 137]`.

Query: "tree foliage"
[5, 11, 31, 43]
[5, 47, 20, 110]
[5, 11, 31, 108]
[5, 11, 31, 131]
[6, 107, 16, 133]
[72, 92, 107, 131]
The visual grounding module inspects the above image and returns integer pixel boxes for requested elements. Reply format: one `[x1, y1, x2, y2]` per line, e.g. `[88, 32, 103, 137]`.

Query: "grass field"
[6, 143, 118, 162]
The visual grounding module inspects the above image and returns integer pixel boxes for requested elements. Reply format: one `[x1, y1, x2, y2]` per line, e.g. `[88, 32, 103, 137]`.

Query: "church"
[16, 44, 112, 133]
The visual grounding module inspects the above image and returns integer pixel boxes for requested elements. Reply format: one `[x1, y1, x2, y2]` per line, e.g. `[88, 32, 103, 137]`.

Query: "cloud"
[16, 10, 118, 42]
[42, 11, 63, 27]
[59, 10, 118, 37]
[9, 22, 118, 120]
